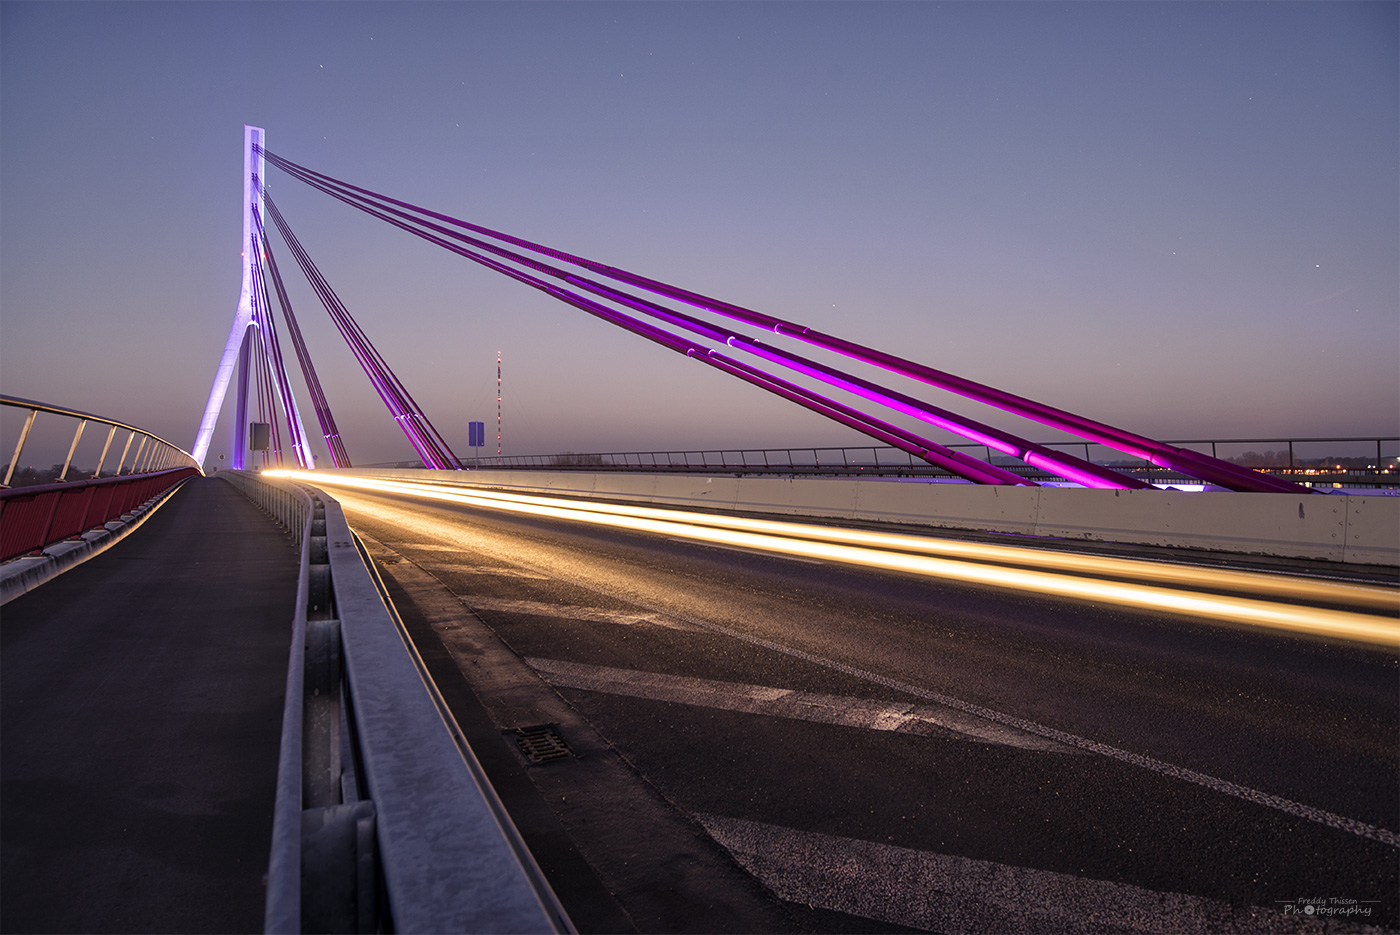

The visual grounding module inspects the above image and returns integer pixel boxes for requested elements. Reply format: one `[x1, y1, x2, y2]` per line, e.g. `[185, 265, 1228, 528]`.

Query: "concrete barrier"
[333, 469, 1399, 567]
[1346, 496, 1400, 567]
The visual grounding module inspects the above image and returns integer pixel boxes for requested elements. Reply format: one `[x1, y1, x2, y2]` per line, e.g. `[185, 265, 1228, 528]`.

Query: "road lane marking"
[465, 598, 698, 631]
[525, 658, 1074, 752]
[695, 814, 1306, 934]
[678, 622, 1400, 848]
[330, 484, 1398, 847]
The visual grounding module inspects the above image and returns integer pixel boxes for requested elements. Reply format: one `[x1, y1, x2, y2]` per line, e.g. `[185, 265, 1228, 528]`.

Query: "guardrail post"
[301, 800, 379, 932]
[93, 425, 118, 478]
[5, 408, 38, 487]
[128, 437, 148, 476]
[114, 432, 134, 476]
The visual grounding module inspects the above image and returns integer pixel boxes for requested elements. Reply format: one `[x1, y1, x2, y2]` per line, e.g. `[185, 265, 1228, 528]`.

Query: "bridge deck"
[1, 477, 297, 934]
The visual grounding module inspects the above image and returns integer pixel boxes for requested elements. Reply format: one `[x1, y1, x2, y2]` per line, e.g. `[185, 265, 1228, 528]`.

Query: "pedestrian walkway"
[1, 476, 298, 934]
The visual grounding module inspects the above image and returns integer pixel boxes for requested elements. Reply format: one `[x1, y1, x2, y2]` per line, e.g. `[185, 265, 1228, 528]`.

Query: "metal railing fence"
[2, 394, 201, 487]
[0, 396, 205, 561]
[369, 436, 1399, 485]
[219, 471, 569, 934]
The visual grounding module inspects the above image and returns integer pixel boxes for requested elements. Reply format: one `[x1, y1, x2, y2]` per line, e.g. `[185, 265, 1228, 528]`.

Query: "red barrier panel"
[0, 468, 200, 562]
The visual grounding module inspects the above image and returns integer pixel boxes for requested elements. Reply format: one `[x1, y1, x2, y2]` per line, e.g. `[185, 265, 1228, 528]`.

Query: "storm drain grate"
[511, 724, 575, 763]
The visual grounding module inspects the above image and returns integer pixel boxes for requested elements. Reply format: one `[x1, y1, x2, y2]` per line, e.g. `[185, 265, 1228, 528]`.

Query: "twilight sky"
[2, 1, 1396, 468]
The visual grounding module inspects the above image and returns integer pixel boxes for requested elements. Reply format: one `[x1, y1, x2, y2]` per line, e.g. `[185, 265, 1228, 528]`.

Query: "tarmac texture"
[1, 477, 297, 934]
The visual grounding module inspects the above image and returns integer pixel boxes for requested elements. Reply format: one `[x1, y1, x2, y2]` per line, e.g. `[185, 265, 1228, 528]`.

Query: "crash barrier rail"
[0, 468, 202, 563]
[408, 436, 1399, 487]
[217, 470, 570, 935]
[2, 394, 201, 488]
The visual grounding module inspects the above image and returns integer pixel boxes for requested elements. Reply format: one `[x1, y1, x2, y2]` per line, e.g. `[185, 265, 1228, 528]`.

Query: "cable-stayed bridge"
[2, 128, 1397, 935]
[194, 127, 1334, 494]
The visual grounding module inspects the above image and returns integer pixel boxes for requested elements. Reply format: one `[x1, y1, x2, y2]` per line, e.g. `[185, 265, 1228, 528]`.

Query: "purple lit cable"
[535, 282, 1034, 484]
[260, 149, 1309, 494]
[260, 163, 1047, 482]
[271, 177, 1028, 484]
[254, 208, 352, 468]
[249, 219, 314, 469]
[264, 198, 445, 466]
[263, 194, 461, 469]
[262, 153, 1106, 486]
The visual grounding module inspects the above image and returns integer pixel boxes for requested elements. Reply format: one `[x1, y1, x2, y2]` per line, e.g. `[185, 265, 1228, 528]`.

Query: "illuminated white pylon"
[192, 126, 312, 470]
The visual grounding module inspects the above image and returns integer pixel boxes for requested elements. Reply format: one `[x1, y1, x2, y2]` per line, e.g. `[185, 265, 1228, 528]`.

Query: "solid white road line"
[525, 657, 1073, 752]
[695, 814, 1314, 934]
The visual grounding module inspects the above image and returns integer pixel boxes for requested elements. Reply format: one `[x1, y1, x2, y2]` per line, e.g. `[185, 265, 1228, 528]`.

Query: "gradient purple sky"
[2, 2, 1396, 467]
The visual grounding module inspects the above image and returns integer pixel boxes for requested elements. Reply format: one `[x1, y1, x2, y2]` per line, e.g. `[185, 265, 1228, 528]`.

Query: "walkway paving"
[1, 477, 298, 934]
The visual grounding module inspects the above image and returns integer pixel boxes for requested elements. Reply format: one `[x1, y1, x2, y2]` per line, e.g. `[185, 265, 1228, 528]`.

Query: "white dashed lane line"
[389, 536, 1399, 848]
[695, 814, 1317, 934]
[525, 657, 1074, 752]
[464, 597, 699, 631]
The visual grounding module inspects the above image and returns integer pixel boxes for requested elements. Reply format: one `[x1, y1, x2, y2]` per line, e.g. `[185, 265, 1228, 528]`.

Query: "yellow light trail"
[267, 471, 1400, 648]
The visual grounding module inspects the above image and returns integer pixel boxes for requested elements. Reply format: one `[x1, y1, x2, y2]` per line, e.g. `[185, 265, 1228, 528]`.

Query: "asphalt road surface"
[327, 483, 1398, 934]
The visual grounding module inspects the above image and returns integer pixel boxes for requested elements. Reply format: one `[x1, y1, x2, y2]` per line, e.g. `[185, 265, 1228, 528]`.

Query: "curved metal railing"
[0, 396, 203, 562]
[2, 394, 201, 487]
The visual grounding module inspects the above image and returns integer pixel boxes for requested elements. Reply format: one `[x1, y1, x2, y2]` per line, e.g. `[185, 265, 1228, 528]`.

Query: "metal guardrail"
[0, 397, 205, 562]
[389, 436, 1399, 486]
[218, 470, 570, 935]
[2, 394, 201, 487]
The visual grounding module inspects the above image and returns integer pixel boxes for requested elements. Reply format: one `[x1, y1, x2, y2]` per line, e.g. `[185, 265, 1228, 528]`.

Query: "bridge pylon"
[192, 126, 312, 470]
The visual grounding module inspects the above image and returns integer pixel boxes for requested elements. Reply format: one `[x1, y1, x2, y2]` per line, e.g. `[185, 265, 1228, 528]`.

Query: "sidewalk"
[1, 477, 298, 934]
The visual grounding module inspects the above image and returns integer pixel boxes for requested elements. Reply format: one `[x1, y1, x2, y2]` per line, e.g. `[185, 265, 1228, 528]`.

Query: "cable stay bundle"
[252, 207, 352, 468]
[246, 293, 285, 468]
[257, 146, 1306, 492]
[247, 209, 314, 470]
[259, 151, 1032, 486]
[260, 195, 459, 470]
